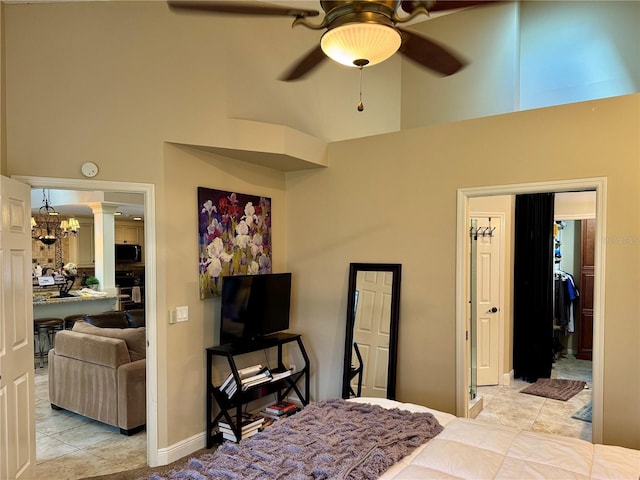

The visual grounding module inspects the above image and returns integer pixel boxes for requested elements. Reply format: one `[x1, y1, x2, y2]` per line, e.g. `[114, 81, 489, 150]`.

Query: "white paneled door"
[353, 270, 392, 398]
[475, 216, 502, 386]
[0, 176, 35, 479]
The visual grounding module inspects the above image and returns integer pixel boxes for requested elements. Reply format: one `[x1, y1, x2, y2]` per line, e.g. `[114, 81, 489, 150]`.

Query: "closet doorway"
[456, 178, 605, 444]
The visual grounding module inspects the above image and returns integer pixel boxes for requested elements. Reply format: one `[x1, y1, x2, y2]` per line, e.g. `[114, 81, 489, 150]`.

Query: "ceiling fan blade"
[167, 1, 319, 18]
[427, 1, 498, 12]
[401, 1, 497, 14]
[279, 45, 327, 82]
[397, 27, 465, 76]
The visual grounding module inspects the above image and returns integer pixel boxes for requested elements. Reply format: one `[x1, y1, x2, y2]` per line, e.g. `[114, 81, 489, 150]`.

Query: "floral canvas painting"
[198, 187, 272, 298]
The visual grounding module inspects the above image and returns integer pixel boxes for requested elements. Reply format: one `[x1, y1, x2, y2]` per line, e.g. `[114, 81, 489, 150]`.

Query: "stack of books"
[269, 368, 293, 382]
[218, 412, 264, 442]
[219, 364, 273, 398]
[260, 400, 300, 421]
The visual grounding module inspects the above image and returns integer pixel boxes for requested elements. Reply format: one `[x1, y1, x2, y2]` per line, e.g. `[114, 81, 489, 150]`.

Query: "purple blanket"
[148, 399, 443, 480]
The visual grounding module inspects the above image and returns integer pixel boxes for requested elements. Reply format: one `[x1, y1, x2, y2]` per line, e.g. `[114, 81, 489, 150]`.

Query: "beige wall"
[3, 1, 399, 151]
[401, 1, 640, 129]
[402, 2, 519, 128]
[159, 143, 287, 445]
[519, 1, 640, 109]
[287, 94, 640, 449]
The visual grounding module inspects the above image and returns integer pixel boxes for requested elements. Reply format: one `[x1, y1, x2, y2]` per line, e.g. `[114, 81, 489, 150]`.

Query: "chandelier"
[31, 189, 80, 246]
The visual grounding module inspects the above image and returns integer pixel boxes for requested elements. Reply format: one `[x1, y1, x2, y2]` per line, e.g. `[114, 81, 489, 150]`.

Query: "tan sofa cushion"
[73, 320, 146, 361]
[54, 330, 130, 369]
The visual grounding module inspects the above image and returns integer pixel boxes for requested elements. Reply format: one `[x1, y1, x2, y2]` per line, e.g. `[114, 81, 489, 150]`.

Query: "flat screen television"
[219, 273, 292, 345]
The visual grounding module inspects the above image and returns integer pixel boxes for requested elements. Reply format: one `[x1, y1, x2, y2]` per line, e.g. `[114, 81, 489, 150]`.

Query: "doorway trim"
[12, 175, 159, 466]
[456, 177, 606, 444]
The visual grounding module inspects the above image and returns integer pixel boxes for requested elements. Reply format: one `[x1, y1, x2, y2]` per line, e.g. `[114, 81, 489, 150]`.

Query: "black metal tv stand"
[205, 332, 310, 448]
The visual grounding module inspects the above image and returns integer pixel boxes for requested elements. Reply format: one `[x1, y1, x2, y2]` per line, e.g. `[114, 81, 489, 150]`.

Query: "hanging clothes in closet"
[554, 270, 579, 334]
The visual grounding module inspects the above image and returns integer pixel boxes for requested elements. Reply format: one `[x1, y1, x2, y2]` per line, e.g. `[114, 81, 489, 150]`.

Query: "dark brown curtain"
[513, 193, 555, 382]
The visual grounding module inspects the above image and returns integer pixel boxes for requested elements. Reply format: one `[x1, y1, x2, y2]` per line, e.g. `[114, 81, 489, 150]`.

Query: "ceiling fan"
[167, 1, 492, 81]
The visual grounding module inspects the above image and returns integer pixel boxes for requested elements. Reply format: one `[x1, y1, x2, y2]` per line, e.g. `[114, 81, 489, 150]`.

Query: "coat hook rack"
[469, 217, 496, 239]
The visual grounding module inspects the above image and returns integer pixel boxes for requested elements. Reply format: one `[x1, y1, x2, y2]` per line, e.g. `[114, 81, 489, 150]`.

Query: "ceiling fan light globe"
[320, 23, 401, 67]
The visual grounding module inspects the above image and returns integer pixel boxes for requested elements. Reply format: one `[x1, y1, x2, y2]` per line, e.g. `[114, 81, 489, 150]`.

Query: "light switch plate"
[176, 306, 189, 322]
[169, 306, 189, 324]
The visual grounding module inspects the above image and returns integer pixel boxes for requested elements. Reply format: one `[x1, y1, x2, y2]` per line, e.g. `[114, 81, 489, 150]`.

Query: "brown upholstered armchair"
[48, 319, 146, 435]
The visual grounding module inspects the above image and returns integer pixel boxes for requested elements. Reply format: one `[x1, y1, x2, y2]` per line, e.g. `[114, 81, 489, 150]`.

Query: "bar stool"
[34, 317, 64, 368]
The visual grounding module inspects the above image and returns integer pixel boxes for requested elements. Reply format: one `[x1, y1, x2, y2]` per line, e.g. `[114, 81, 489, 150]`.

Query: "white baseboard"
[155, 395, 303, 466]
[156, 432, 206, 466]
[502, 370, 514, 386]
[468, 395, 483, 418]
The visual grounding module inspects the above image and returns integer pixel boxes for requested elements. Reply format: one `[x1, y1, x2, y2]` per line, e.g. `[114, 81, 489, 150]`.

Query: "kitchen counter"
[33, 290, 121, 319]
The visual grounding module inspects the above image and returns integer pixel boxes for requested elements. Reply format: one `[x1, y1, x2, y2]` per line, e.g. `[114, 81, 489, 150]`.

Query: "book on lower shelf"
[218, 412, 264, 432]
[260, 406, 301, 422]
[220, 426, 260, 442]
[218, 412, 263, 443]
[263, 400, 298, 415]
[218, 423, 261, 436]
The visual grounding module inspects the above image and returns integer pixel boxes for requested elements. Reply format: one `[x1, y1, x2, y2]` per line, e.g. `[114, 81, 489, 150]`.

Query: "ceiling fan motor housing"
[319, 1, 403, 67]
[320, 1, 399, 27]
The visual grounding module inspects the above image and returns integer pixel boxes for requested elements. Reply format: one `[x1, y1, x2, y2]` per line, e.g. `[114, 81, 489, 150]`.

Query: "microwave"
[115, 244, 142, 263]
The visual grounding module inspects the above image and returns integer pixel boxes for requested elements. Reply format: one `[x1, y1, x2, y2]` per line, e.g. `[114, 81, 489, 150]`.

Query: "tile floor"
[475, 354, 593, 442]
[34, 365, 147, 479]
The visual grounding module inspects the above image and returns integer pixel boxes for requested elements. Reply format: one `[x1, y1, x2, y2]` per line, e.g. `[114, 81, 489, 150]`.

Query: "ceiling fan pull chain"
[357, 63, 365, 112]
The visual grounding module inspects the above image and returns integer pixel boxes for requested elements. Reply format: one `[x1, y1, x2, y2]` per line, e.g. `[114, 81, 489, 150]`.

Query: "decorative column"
[87, 202, 119, 295]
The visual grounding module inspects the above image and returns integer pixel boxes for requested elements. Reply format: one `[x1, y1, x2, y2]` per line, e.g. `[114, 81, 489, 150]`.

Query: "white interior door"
[474, 216, 502, 386]
[0, 176, 35, 479]
[352, 270, 392, 398]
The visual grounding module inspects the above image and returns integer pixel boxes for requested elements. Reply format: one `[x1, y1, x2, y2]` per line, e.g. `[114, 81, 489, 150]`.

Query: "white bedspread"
[350, 398, 640, 480]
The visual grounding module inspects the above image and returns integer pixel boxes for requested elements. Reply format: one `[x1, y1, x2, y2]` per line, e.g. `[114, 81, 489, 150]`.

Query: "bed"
[356, 398, 640, 480]
[151, 397, 640, 479]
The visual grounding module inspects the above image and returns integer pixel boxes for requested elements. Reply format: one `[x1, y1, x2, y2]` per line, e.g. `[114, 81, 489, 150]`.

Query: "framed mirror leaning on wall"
[342, 263, 402, 400]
